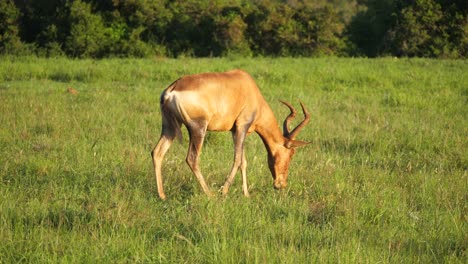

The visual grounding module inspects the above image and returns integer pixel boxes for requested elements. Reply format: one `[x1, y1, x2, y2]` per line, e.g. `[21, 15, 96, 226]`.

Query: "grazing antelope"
[151, 69, 310, 199]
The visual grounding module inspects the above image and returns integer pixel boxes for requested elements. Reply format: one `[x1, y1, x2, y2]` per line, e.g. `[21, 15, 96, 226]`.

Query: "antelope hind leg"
[151, 135, 174, 200]
[186, 123, 213, 197]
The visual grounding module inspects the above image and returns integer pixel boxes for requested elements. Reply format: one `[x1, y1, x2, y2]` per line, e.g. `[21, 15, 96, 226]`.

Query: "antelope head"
[268, 101, 311, 190]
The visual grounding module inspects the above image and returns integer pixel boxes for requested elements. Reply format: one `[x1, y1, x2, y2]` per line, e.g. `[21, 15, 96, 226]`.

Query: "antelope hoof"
[221, 181, 233, 196]
[204, 189, 215, 198]
[273, 181, 287, 190]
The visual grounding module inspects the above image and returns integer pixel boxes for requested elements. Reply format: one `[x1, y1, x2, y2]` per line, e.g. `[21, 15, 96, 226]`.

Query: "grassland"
[0, 57, 466, 263]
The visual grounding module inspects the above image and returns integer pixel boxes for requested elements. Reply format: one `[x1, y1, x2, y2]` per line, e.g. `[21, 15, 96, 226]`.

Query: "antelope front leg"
[222, 128, 247, 196]
[240, 149, 249, 197]
[222, 159, 241, 196]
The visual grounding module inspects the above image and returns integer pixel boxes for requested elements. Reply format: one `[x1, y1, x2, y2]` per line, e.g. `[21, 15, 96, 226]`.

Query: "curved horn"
[280, 100, 296, 137]
[281, 101, 310, 140]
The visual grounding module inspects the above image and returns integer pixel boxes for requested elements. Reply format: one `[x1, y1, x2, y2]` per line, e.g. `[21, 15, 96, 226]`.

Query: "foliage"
[0, 0, 466, 57]
[0, 0, 24, 54]
[348, 0, 468, 57]
[347, 0, 398, 56]
[392, 0, 451, 57]
[0, 57, 466, 262]
[66, 0, 108, 57]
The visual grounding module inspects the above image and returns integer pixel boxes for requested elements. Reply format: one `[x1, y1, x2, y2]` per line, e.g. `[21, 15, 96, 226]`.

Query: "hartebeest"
[151, 69, 310, 199]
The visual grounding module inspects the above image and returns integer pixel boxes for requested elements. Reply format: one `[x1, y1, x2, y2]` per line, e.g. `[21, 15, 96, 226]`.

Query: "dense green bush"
[0, 0, 24, 54]
[0, 0, 466, 58]
[66, 0, 107, 57]
[348, 0, 467, 57]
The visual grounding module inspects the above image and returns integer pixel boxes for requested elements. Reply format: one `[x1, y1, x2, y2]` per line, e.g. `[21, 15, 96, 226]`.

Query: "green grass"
[0, 56, 466, 263]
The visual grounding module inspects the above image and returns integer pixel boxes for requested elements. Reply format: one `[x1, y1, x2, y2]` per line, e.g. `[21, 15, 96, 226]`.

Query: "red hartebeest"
[151, 70, 310, 199]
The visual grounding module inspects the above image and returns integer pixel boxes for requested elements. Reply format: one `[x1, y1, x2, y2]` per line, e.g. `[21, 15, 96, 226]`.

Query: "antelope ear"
[285, 139, 311, 149]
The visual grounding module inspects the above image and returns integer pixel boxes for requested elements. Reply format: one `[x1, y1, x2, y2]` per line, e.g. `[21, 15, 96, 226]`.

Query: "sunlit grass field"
[0, 57, 466, 263]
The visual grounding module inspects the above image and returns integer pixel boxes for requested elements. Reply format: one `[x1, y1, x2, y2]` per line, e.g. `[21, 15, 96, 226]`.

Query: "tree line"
[1, 0, 466, 58]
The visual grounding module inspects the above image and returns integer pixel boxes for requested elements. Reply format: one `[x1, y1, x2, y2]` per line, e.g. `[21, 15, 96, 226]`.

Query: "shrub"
[0, 0, 24, 55]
